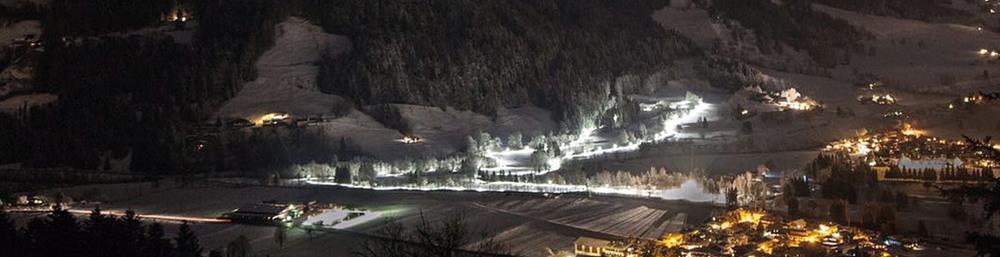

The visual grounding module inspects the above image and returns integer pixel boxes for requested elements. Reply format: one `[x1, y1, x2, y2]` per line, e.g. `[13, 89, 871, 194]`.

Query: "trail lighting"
[397, 135, 423, 144]
[257, 112, 290, 125]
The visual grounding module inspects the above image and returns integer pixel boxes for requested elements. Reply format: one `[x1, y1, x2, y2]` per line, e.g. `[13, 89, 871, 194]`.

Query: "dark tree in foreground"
[354, 212, 515, 257]
[0, 207, 204, 257]
[940, 136, 1000, 257]
[0, 210, 21, 257]
[175, 222, 203, 257]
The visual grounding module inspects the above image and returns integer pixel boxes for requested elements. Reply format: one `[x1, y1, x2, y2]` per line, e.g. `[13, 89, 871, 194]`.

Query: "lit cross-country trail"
[306, 96, 723, 203]
[481, 98, 714, 175]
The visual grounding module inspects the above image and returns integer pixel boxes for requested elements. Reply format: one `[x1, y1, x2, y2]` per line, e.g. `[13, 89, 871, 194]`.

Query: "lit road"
[66, 209, 231, 224]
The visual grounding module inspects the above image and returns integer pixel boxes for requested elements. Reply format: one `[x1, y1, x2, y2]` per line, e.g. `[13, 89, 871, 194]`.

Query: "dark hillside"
[305, 0, 700, 123]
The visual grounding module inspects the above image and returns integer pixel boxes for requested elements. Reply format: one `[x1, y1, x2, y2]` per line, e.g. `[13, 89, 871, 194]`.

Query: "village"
[572, 208, 932, 257]
[824, 125, 1000, 183]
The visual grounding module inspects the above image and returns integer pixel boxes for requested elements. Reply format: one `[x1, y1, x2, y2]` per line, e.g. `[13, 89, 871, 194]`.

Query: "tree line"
[710, 0, 871, 67]
[0, 207, 204, 257]
[304, 0, 700, 128]
[0, 0, 287, 172]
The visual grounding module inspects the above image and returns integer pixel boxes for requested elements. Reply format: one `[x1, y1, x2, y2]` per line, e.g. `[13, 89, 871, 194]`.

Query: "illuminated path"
[305, 96, 723, 203]
[481, 98, 715, 175]
[307, 178, 723, 204]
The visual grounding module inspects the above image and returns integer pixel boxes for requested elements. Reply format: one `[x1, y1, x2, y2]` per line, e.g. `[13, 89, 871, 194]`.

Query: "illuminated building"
[573, 237, 639, 257]
[223, 202, 303, 224]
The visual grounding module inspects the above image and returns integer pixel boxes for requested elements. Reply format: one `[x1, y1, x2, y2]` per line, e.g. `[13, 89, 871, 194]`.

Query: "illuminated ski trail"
[481, 98, 714, 175]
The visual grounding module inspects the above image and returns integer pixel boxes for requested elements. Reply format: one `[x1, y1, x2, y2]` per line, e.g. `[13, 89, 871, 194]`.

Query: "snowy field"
[652, 6, 719, 50]
[816, 4, 1000, 94]
[23, 181, 715, 257]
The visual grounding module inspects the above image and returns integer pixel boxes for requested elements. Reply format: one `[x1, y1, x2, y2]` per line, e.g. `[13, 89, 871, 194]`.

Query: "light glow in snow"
[480, 98, 713, 175]
[306, 179, 721, 203]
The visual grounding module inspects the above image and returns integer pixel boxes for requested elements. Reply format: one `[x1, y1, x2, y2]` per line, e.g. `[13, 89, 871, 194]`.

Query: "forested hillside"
[304, 0, 701, 124]
[1, 0, 284, 171]
[710, 0, 871, 67]
[1, 0, 702, 172]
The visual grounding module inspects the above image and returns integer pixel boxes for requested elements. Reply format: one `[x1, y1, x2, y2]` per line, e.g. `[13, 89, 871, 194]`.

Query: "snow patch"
[216, 17, 352, 119]
[652, 6, 718, 49]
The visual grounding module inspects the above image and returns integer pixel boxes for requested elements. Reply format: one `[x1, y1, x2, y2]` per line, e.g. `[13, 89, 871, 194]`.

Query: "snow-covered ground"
[652, 7, 719, 49]
[308, 178, 722, 204]
[482, 94, 714, 175]
[303, 207, 384, 229]
[816, 4, 1000, 94]
[28, 181, 714, 257]
[216, 17, 352, 120]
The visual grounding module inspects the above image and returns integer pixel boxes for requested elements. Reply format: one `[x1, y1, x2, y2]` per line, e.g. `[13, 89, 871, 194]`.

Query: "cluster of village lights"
[651, 209, 899, 257]
[824, 125, 924, 157]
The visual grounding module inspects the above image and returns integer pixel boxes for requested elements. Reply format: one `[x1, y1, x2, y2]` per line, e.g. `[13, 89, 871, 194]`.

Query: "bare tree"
[353, 212, 516, 257]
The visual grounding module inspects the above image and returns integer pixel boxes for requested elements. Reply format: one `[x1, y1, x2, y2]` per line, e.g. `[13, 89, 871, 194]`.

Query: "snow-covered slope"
[216, 17, 352, 119]
[816, 4, 1000, 93]
[651, 6, 719, 49]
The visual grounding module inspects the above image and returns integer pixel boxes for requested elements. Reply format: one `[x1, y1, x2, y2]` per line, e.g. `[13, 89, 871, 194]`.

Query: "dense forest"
[1, 0, 285, 172]
[307, 0, 701, 124]
[1, 0, 703, 173]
